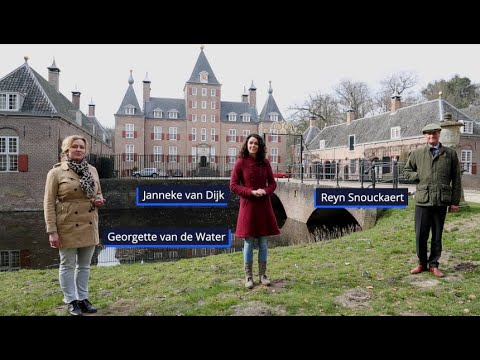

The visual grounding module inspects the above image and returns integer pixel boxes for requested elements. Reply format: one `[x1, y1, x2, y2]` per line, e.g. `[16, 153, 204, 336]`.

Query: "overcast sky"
[2, 44, 480, 129]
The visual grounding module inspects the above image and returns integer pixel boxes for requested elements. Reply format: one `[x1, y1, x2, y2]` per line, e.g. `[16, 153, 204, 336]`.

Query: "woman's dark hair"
[238, 133, 267, 164]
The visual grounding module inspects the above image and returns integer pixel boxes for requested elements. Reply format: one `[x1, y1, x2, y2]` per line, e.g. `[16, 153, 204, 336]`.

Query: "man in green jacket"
[403, 123, 462, 277]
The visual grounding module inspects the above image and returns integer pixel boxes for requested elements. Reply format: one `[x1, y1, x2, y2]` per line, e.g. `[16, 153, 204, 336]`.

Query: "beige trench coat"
[44, 161, 103, 248]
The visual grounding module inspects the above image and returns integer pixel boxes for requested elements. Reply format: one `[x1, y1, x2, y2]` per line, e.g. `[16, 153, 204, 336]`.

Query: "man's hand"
[449, 205, 459, 213]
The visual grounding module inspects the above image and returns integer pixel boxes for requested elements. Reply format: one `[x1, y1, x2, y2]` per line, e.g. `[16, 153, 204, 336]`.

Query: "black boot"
[67, 300, 82, 316]
[78, 299, 97, 313]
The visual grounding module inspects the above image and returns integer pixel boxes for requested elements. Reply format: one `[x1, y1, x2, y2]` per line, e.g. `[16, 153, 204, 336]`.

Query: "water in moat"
[0, 208, 290, 271]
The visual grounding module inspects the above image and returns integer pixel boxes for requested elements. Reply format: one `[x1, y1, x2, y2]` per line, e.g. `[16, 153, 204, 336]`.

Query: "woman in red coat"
[230, 134, 280, 289]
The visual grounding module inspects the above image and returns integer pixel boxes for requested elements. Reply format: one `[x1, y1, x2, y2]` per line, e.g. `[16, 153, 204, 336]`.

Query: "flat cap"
[422, 123, 442, 133]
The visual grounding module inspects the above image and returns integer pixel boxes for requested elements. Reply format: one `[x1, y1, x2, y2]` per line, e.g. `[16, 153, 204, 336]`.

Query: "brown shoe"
[429, 267, 444, 277]
[410, 265, 426, 274]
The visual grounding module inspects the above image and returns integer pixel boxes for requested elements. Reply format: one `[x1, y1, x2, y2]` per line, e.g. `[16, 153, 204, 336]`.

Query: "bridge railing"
[294, 160, 411, 188]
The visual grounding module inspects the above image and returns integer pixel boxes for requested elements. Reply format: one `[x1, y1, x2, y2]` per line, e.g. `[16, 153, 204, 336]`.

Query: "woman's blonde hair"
[61, 135, 88, 160]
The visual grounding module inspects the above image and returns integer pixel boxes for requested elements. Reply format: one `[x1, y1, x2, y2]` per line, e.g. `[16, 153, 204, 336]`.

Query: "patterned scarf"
[66, 157, 96, 198]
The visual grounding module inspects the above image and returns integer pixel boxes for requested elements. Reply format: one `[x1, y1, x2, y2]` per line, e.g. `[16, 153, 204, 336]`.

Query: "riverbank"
[0, 200, 478, 316]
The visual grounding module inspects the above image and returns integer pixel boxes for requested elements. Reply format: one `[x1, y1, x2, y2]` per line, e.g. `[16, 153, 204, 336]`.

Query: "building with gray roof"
[306, 94, 480, 188]
[0, 57, 112, 211]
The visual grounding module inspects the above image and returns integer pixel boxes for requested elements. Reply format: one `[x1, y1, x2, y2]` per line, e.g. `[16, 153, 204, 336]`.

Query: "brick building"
[114, 46, 288, 177]
[305, 93, 480, 189]
[0, 57, 112, 211]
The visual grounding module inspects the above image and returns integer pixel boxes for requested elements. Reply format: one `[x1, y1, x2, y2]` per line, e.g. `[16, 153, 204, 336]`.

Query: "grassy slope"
[1, 200, 478, 316]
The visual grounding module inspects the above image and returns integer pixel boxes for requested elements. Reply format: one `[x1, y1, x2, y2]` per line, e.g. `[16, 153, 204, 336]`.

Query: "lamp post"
[266, 120, 304, 183]
[441, 112, 468, 208]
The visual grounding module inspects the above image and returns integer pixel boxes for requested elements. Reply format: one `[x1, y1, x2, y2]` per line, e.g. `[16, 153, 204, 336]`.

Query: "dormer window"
[269, 112, 279, 122]
[153, 109, 163, 118]
[319, 140, 326, 150]
[228, 113, 237, 122]
[168, 110, 179, 119]
[461, 120, 473, 134]
[241, 114, 251, 122]
[0, 93, 23, 111]
[390, 126, 401, 139]
[125, 105, 135, 115]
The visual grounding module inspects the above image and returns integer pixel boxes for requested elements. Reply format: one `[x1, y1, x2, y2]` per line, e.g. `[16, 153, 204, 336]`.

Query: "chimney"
[249, 80, 257, 108]
[72, 90, 81, 110]
[143, 72, 151, 103]
[88, 98, 95, 117]
[309, 116, 316, 128]
[390, 89, 402, 112]
[242, 86, 248, 103]
[47, 58, 60, 91]
[346, 108, 355, 124]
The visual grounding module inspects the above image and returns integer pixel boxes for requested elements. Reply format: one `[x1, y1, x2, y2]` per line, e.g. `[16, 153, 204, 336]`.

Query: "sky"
[1, 44, 480, 129]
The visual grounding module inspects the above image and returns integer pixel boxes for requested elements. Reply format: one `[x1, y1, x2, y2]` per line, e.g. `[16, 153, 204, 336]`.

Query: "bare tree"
[374, 71, 421, 113]
[334, 80, 374, 119]
[288, 91, 343, 133]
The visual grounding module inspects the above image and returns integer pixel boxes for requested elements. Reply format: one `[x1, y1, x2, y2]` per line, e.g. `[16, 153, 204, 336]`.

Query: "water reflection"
[0, 206, 292, 271]
[96, 247, 120, 267]
[0, 208, 263, 270]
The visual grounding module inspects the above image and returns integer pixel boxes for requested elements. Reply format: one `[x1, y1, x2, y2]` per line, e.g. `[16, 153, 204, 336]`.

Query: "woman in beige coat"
[44, 135, 106, 316]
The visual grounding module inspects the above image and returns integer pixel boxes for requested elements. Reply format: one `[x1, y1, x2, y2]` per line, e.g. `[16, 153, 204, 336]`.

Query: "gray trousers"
[58, 246, 96, 303]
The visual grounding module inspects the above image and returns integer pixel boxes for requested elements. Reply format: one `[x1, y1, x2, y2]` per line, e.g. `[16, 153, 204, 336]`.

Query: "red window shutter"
[134, 131, 138, 138]
[161, 154, 165, 162]
[20, 249, 31, 267]
[226, 136, 228, 141]
[18, 154, 28, 172]
[176, 155, 179, 162]
[189, 134, 192, 141]
[278, 136, 281, 143]
[122, 153, 126, 161]
[215, 156, 218, 163]
[190, 88, 192, 95]
[189, 101, 192, 108]
[240, 136, 244, 143]
[268, 135, 272, 142]
[122, 131, 126, 138]
[472, 163, 477, 175]
[215, 135, 218, 141]
[188, 155, 192, 163]
[162, 133, 165, 140]
[134, 153, 138, 161]
[151, 133, 154, 140]
[278, 156, 281, 163]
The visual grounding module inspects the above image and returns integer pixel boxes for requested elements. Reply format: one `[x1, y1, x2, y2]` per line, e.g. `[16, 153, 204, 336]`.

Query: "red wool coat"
[230, 156, 280, 238]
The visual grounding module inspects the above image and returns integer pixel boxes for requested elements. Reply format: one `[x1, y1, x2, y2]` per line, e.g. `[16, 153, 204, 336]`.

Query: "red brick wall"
[0, 115, 111, 211]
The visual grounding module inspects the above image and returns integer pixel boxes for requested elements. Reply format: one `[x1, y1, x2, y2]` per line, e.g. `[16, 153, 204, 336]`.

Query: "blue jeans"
[243, 237, 268, 263]
[58, 246, 96, 303]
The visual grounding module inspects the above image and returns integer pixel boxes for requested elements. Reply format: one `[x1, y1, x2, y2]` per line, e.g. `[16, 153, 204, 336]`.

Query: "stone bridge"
[274, 181, 378, 243]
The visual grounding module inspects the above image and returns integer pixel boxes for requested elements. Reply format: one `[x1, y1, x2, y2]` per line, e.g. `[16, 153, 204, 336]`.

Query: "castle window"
[269, 113, 279, 122]
[0, 136, 19, 172]
[125, 105, 135, 115]
[241, 114, 251, 122]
